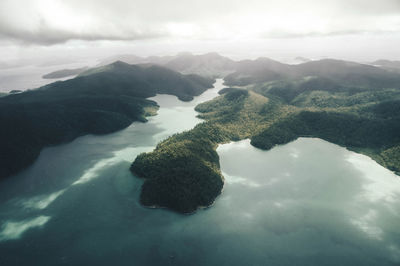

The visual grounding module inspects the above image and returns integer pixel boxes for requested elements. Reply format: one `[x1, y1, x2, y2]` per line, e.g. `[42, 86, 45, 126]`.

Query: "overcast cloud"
[0, 0, 399, 67]
[1, 0, 400, 45]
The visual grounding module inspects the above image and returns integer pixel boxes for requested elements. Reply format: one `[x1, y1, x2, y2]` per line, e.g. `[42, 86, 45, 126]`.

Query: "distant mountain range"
[98, 52, 237, 78]
[98, 53, 400, 88]
[42, 67, 88, 79]
[293, 56, 312, 64]
[370, 59, 400, 73]
[225, 58, 400, 88]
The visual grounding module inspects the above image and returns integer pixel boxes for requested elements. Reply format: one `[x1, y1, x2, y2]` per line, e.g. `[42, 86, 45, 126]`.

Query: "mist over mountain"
[225, 57, 294, 85]
[371, 59, 400, 73]
[164, 52, 237, 77]
[293, 56, 312, 64]
[225, 57, 400, 88]
[42, 67, 88, 79]
[97, 52, 236, 78]
[96, 52, 400, 90]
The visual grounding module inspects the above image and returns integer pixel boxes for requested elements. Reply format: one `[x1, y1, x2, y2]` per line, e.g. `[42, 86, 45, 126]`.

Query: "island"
[131, 58, 400, 213]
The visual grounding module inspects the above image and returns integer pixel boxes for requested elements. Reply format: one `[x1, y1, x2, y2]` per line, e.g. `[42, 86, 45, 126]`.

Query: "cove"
[216, 138, 400, 265]
[0, 79, 399, 265]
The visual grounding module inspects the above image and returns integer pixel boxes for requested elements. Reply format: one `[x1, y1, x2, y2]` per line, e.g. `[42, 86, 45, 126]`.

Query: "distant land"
[1, 52, 400, 214]
[293, 56, 312, 64]
[42, 67, 88, 79]
[131, 55, 400, 213]
[101, 52, 400, 78]
[45, 52, 400, 79]
[98, 52, 237, 78]
[0, 61, 213, 179]
[371, 59, 400, 73]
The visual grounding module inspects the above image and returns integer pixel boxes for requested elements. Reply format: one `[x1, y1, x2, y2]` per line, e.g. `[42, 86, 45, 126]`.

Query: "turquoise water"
[0, 79, 399, 265]
[216, 138, 400, 265]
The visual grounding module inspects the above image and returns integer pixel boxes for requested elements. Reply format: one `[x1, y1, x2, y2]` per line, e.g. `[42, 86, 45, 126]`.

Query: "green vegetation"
[381, 146, 400, 173]
[251, 111, 400, 172]
[131, 123, 227, 213]
[132, 60, 400, 213]
[0, 61, 214, 179]
[250, 77, 400, 109]
[131, 89, 295, 213]
[4, 56, 399, 213]
[249, 83, 400, 177]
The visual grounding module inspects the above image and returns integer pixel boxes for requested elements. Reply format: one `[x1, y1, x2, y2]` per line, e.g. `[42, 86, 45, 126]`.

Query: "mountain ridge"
[0, 61, 214, 179]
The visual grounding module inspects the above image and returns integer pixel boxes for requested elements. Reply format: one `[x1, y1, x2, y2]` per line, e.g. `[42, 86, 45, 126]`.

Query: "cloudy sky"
[1, 0, 400, 66]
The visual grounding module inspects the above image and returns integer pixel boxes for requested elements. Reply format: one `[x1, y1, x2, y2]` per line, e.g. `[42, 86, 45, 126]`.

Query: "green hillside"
[0, 62, 214, 179]
[132, 65, 400, 213]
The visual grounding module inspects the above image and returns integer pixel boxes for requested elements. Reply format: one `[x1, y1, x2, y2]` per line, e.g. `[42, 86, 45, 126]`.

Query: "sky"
[0, 0, 400, 66]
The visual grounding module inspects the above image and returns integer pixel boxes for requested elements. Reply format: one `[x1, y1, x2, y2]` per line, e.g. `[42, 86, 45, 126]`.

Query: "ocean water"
[0, 62, 89, 92]
[0, 79, 399, 265]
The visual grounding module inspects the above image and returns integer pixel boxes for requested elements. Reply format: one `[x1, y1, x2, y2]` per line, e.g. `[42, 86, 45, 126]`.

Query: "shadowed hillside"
[0, 61, 214, 179]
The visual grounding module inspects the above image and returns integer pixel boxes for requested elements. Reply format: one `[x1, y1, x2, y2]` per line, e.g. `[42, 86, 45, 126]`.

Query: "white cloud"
[1, 0, 400, 45]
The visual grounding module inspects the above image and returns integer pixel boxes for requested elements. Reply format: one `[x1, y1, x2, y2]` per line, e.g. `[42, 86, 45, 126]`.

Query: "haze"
[0, 0, 400, 67]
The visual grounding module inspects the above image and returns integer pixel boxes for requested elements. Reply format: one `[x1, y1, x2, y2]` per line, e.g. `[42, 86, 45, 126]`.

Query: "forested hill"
[225, 58, 400, 88]
[131, 63, 400, 213]
[0, 61, 214, 179]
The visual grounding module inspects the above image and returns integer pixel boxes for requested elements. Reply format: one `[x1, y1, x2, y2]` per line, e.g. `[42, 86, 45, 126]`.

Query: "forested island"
[131, 58, 400, 213]
[0, 61, 214, 179]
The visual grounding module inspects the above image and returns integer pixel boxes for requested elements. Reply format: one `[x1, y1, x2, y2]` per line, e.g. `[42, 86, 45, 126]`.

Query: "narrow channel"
[0, 79, 399, 265]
